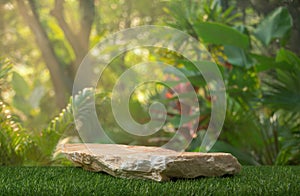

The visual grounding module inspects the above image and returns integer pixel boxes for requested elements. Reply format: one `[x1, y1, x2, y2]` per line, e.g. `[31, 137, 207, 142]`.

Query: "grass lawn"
[0, 166, 299, 195]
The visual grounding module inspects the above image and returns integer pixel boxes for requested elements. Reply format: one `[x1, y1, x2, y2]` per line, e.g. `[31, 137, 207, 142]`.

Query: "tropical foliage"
[164, 1, 299, 165]
[0, 0, 299, 165]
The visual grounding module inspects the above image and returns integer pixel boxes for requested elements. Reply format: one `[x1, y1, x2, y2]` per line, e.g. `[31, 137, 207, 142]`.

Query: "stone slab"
[61, 143, 241, 181]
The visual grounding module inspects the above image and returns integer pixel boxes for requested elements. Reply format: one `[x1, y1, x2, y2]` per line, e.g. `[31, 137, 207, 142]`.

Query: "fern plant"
[0, 59, 104, 165]
[0, 59, 36, 165]
[37, 88, 97, 165]
[1, 101, 25, 165]
[34, 100, 75, 165]
[0, 59, 72, 165]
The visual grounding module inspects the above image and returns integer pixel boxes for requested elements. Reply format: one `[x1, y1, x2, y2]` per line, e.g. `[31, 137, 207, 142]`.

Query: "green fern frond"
[0, 101, 35, 165]
[0, 59, 12, 80]
[36, 98, 75, 160]
[37, 88, 96, 164]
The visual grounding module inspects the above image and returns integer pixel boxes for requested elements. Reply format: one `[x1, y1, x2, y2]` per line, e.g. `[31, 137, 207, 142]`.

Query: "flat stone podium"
[61, 144, 241, 181]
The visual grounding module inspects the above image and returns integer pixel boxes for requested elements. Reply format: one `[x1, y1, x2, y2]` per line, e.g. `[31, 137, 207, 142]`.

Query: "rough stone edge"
[61, 144, 242, 182]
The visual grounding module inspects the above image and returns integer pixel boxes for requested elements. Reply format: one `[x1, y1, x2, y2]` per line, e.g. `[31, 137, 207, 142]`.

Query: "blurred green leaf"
[262, 50, 300, 113]
[276, 48, 300, 66]
[194, 22, 250, 49]
[12, 95, 31, 114]
[224, 45, 254, 68]
[254, 7, 293, 46]
[11, 72, 30, 97]
[251, 54, 287, 72]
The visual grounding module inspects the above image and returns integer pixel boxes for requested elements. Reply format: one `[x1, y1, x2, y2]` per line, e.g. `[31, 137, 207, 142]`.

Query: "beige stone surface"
[61, 143, 241, 181]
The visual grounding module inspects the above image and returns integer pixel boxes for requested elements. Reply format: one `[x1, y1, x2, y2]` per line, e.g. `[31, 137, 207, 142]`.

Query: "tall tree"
[15, 0, 95, 108]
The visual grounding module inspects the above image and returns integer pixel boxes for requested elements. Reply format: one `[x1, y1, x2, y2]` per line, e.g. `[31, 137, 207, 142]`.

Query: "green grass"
[0, 166, 299, 195]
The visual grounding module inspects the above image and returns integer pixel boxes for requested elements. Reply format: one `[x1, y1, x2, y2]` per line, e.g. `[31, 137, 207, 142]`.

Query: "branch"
[78, 0, 95, 52]
[50, 0, 83, 59]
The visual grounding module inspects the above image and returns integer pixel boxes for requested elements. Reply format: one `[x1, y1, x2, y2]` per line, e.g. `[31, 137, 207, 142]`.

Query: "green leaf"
[262, 50, 300, 114]
[13, 95, 31, 114]
[276, 48, 300, 66]
[254, 7, 293, 46]
[11, 72, 30, 97]
[224, 45, 254, 68]
[251, 54, 287, 72]
[194, 22, 250, 49]
[251, 49, 299, 72]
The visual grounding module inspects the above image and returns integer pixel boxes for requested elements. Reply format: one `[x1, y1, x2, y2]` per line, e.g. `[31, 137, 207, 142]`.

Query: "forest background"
[0, 0, 299, 166]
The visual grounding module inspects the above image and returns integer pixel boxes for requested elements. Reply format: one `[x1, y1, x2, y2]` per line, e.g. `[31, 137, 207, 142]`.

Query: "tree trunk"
[16, 0, 95, 108]
[51, 0, 95, 76]
[16, 0, 69, 108]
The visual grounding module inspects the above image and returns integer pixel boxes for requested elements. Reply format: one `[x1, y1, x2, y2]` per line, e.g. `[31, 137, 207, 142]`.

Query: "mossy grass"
[0, 166, 299, 195]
